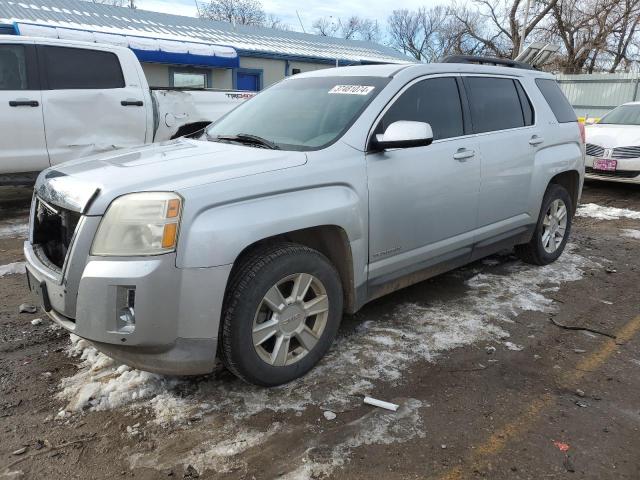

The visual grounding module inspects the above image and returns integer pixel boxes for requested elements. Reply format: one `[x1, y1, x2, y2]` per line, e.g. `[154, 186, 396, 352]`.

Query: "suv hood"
[34, 138, 307, 215]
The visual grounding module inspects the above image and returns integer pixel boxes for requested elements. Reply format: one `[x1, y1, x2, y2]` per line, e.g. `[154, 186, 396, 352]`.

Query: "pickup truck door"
[367, 76, 480, 287]
[0, 43, 49, 177]
[37, 45, 148, 165]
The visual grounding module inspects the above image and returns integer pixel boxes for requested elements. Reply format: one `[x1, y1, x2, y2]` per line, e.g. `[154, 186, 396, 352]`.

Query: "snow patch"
[0, 219, 29, 239]
[503, 341, 524, 351]
[621, 229, 640, 240]
[58, 247, 597, 429]
[0, 262, 26, 277]
[576, 203, 640, 220]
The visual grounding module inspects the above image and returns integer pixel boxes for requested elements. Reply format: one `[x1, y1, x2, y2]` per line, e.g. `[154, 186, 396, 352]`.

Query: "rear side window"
[378, 77, 464, 141]
[465, 77, 525, 133]
[514, 81, 534, 126]
[0, 45, 28, 90]
[42, 46, 125, 90]
[535, 79, 576, 123]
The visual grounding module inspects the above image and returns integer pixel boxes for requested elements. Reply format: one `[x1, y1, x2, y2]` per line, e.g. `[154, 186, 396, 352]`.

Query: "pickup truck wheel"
[515, 184, 573, 266]
[220, 243, 343, 386]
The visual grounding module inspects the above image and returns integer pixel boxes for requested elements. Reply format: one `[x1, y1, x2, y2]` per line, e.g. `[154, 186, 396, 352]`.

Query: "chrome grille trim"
[612, 146, 640, 159]
[585, 143, 604, 157]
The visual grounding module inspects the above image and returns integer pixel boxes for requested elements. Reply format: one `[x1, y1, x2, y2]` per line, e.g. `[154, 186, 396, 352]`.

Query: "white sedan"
[585, 102, 640, 184]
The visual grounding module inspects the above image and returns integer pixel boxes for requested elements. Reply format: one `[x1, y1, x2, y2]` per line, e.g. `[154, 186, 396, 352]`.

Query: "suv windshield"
[599, 104, 640, 125]
[205, 76, 390, 151]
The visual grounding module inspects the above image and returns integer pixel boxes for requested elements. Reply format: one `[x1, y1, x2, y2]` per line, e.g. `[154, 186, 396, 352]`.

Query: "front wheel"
[515, 184, 573, 265]
[220, 243, 343, 386]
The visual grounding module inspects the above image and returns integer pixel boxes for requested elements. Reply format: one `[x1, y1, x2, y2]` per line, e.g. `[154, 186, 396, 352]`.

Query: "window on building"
[378, 77, 464, 141]
[0, 45, 27, 90]
[465, 77, 525, 133]
[41, 46, 125, 89]
[171, 69, 210, 89]
[291, 68, 301, 75]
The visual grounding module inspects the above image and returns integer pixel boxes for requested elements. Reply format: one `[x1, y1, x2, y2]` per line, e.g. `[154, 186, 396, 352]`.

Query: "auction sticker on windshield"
[329, 85, 375, 95]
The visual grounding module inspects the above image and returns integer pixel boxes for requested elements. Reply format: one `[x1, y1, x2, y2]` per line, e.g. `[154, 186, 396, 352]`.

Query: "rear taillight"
[578, 122, 586, 144]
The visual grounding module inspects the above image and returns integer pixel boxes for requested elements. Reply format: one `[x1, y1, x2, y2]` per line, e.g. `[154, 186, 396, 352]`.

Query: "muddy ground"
[1, 181, 639, 480]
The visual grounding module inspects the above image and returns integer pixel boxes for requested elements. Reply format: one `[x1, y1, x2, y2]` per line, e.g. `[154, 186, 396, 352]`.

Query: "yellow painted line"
[436, 314, 640, 480]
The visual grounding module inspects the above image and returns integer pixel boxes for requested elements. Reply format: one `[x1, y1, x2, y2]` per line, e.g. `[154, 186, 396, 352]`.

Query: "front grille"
[32, 199, 81, 270]
[585, 167, 640, 179]
[585, 143, 604, 157]
[612, 145, 640, 159]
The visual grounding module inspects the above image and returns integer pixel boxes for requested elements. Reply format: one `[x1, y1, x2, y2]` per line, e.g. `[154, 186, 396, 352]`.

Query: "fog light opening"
[116, 286, 136, 334]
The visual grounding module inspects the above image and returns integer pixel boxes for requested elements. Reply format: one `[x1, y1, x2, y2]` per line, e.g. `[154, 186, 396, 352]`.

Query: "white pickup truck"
[0, 35, 254, 185]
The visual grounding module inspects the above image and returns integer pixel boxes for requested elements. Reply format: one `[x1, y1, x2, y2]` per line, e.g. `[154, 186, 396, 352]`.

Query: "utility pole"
[519, 0, 531, 54]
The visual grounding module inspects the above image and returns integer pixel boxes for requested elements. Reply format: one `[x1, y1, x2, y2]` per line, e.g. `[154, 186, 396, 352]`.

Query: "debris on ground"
[364, 397, 399, 412]
[575, 389, 586, 398]
[485, 346, 497, 354]
[18, 303, 37, 314]
[575, 400, 589, 408]
[553, 441, 570, 452]
[605, 267, 617, 274]
[574, 348, 587, 354]
[323, 411, 337, 421]
[564, 455, 576, 472]
[549, 317, 616, 339]
[11, 447, 27, 456]
[30, 319, 42, 326]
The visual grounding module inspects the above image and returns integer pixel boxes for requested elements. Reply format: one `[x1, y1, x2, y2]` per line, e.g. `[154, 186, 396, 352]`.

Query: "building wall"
[141, 63, 233, 89]
[140, 57, 334, 91]
[142, 63, 170, 87]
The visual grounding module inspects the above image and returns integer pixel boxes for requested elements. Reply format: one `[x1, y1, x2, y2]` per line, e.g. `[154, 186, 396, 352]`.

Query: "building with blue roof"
[0, 0, 411, 91]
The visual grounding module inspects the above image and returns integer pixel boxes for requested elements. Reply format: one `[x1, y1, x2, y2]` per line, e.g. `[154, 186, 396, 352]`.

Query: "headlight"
[91, 192, 182, 256]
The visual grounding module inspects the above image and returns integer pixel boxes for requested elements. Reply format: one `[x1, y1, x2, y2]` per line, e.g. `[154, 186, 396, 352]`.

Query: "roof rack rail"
[441, 55, 536, 70]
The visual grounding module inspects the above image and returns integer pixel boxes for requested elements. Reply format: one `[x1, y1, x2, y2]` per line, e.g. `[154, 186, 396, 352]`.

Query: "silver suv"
[24, 59, 584, 386]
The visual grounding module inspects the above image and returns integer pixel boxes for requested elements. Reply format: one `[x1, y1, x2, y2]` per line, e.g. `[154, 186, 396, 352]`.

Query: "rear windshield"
[598, 104, 640, 125]
[205, 76, 389, 151]
[535, 79, 577, 123]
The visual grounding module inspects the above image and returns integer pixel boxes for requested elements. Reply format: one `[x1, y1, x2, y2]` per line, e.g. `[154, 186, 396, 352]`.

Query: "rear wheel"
[515, 184, 573, 265]
[220, 243, 343, 386]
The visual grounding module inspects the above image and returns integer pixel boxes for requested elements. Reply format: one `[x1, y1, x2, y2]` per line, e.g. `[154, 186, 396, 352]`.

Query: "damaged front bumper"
[24, 192, 232, 376]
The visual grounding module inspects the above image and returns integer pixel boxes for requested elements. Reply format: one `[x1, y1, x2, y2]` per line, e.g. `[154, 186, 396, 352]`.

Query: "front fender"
[176, 185, 365, 269]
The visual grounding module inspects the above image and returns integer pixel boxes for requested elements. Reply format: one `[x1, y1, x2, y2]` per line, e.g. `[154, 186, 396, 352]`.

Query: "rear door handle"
[9, 100, 39, 107]
[121, 100, 144, 107]
[529, 135, 544, 146]
[453, 149, 475, 161]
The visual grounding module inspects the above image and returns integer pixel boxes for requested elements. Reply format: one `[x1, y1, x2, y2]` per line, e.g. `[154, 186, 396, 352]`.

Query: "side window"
[515, 80, 534, 126]
[42, 46, 125, 90]
[378, 77, 464, 141]
[535, 78, 577, 123]
[465, 77, 525, 133]
[0, 45, 28, 90]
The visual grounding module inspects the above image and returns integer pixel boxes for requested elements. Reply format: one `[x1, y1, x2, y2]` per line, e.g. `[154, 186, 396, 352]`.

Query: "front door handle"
[121, 99, 144, 107]
[529, 135, 544, 146]
[9, 100, 39, 107]
[453, 149, 475, 161]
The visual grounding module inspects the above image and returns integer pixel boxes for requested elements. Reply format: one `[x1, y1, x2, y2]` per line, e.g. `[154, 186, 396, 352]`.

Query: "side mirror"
[372, 121, 434, 150]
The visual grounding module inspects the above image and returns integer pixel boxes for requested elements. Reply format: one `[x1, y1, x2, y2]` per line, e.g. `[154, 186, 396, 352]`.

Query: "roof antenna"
[296, 10, 306, 33]
[193, 0, 201, 17]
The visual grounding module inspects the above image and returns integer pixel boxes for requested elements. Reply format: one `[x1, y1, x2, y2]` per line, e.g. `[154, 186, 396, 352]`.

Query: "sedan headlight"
[91, 192, 182, 256]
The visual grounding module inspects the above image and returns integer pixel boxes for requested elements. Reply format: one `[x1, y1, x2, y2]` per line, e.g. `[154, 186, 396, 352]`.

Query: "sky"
[136, 0, 446, 33]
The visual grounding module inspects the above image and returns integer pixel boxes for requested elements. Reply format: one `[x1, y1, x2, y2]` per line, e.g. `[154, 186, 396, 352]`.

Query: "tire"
[515, 183, 573, 266]
[220, 242, 343, 386]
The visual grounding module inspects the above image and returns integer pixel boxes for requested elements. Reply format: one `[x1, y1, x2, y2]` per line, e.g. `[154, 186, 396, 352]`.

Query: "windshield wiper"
[211, 133, 280, 150]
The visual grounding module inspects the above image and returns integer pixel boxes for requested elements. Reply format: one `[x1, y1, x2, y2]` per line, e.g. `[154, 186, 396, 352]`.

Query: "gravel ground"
[1, 181, 639, 480]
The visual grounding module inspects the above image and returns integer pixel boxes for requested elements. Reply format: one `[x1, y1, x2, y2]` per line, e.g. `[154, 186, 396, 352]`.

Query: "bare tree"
[387, 6, 484, 62]
[200, 0, 266, 26]
[312, 16, 381, 42]
[91, 0, 136, 7]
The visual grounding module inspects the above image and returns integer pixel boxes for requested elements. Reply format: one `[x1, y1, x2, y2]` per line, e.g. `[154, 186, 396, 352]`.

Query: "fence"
[556, 73, 640, 121]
